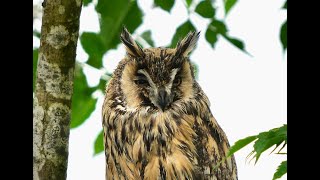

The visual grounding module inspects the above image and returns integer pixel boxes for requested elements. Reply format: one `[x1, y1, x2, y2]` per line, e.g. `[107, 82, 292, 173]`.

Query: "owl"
[102, 28, 237, 180]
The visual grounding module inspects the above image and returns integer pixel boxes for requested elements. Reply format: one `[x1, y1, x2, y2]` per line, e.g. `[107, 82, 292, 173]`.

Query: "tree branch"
[33, 0, 83, 179]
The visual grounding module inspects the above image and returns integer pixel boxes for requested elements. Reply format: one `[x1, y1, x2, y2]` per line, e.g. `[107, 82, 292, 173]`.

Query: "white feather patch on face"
[165, 68, 179, 94]
[166, 68, 180, 90]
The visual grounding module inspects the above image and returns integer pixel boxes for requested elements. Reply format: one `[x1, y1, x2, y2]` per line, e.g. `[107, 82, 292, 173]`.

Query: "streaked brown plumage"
[102, 28, 237, 180]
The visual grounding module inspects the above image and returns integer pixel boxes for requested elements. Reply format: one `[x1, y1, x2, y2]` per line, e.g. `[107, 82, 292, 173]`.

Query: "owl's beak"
[158, 88, 171, 111]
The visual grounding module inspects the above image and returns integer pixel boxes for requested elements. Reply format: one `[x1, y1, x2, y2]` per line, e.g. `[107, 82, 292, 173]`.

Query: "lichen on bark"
[33, 0, 83, 179]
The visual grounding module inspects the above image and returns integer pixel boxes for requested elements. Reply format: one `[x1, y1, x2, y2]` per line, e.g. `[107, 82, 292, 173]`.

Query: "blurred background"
[33, 0, 287, 179]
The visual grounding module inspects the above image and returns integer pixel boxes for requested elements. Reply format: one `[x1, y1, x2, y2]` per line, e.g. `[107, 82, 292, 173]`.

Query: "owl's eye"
[173, 77, 182, 86]
[134, 79, 149, 85]
[134, 73, 149, 86]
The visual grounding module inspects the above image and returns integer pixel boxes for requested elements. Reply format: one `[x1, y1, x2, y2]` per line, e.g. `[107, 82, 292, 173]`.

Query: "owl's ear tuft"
[120, 27, 145, 58]
[175, 31, 200, 57]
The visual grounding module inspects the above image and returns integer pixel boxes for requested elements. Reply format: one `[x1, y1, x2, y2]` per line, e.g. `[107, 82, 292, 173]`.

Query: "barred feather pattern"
[102, 30, 237, 180]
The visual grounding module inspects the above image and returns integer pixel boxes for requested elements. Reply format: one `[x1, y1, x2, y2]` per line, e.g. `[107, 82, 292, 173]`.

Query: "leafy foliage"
[223, 36, 244, 50]
[141, 30, 155, 47]
[195, 0, 215, 18]
[224, 0, 238, 15]
[205, 19, 246, 53]
[227, 135, 258, 157]
[273, 161, 287, 180]
[81, 0, 143, 68]
[98, 78, 109, 92]
[280, 0, 287, 51]
[208, 20, 227, 35]
[223, 35, 250, 55]
[185, 0, 193, 8]
[83, 0, 92, 6]
[227, 124, 287, 177]
[205, 27, 217, 48]
[33, 30, 41, 38]
[70, 64, 98, 129]
[205, 19, 226, 47]
[80, 32, 106, 68]
[280, 20, 287, 51]
[33, 49, 38, 91]
[154, 0, 175, 12]
[249, 124, 287, 163]
[282, 1, 287, 9]
[94, 130, 104, 155]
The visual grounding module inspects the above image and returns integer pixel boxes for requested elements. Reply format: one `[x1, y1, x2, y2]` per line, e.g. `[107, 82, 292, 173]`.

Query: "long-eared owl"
[102, 28, 237, 180]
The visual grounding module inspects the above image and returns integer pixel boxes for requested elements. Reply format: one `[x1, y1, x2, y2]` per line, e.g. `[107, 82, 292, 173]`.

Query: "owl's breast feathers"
[102, 80, 237, 180]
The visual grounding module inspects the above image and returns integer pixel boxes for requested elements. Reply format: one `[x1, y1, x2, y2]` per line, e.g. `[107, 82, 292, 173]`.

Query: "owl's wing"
[102, 91, 141, 180]
[192, 104, 238, 180]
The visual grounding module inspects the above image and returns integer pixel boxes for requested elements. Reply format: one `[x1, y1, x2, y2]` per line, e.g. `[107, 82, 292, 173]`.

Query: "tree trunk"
[33, 0, 82, 179]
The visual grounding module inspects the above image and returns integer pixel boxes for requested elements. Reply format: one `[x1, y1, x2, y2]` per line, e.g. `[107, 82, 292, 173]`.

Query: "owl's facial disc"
[135, 69, 179, 111]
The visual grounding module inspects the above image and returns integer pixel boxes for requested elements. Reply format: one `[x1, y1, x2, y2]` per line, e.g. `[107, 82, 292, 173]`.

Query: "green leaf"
[282, 1, 287, 9]
[224, 0, 237, 15]
[70, 64, 98, 128]
[80, 32, 106, 68]
[209, 20, 228, 35]
[223, 35, 250, 55]
[205, 26, 218, 48]
[227, 135, 258, 157]
[195, 0, 215, 18]
[101, 1, 143, 49]
[273, 161, 287, 180]
[96, 0, 127, 17]
[81, 32, 106, 55]
[224, 36, 244, 50]
[170, 20, 196, 48]
[252, 124, 287, 163]
[33, 49, 39, 91]
[33, 30, 41, 38]
[98, 78, 108, 92]
[141, 30, 155, 47]
[206, 20, 248, 54]
[94, 130, 104, 155]
[84, 0, 143, 68]
[185, 0, 193, 8]
[205, 20, 227, 47]
[280, 20, 287, 51]
[154, 0, 175, 12]
[83, 0, 92, 6]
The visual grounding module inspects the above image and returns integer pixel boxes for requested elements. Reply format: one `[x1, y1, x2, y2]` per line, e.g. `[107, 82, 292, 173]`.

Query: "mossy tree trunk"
[33, 0, 82, 179]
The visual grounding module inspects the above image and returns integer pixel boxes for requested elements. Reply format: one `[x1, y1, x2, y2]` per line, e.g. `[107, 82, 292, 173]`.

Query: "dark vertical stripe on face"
[160, 48, 165, 61]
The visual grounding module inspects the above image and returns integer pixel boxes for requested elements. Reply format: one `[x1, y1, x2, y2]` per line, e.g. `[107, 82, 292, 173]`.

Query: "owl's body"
[102, 28, 237, 180]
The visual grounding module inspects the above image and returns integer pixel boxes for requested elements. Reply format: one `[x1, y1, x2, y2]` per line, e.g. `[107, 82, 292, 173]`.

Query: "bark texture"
[33, 0, 82, 179]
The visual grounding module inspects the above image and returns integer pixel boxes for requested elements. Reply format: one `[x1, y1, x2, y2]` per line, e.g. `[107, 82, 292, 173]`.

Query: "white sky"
[34, 0, 287, 179]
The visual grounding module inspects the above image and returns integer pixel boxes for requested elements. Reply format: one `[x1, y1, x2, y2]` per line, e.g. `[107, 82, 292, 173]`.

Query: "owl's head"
[119, 28, 199, 111]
